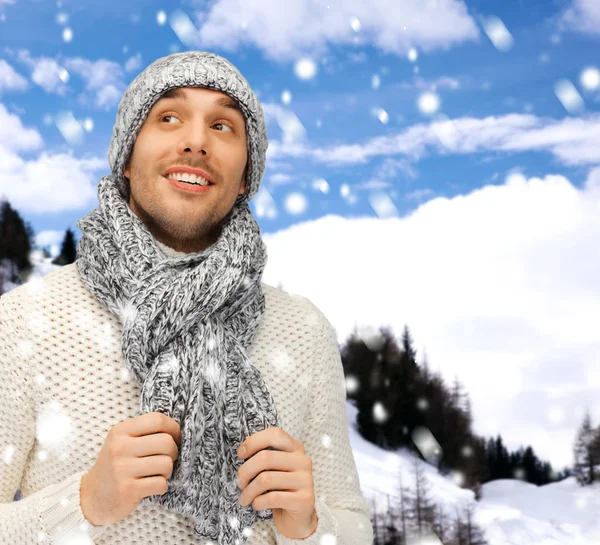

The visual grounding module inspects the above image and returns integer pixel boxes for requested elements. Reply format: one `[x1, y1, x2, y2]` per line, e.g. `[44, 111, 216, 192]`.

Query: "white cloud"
[560, 0, 600, 34]
[262, 169, 600, 469]
[398, 76, 461, 91]
[62, 57, 125, 109]
[0, 102, 105, 213]
[269, 113, 600, 168]
[189, 0, 479, 62]
[17, 50, 69, 95]
[124, 53, 143, 73]
[0, 59, 29, 94]
[269, 172, 293, 185]
[15, 50, 127, 109]
[0, 148, 105, 213]
[0, 103, 43, 152]
[405, 188, 435, 201]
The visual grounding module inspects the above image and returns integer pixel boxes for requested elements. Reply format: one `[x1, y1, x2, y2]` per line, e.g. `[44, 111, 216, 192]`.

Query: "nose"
[179, 120, 211, 157]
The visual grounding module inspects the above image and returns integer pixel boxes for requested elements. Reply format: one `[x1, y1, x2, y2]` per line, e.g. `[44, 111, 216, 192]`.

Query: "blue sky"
[2, 0, 600, 470]
[1, 0, 598, 247]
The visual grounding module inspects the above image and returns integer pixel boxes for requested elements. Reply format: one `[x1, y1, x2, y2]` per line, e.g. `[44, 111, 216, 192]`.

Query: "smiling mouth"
[163, 175, 214, 186]
[165, 176, 214, 193]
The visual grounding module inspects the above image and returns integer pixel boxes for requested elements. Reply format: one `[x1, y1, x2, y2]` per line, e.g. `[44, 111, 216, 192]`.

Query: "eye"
[161, 115, 181, 124]
[213, 122, 233, 133]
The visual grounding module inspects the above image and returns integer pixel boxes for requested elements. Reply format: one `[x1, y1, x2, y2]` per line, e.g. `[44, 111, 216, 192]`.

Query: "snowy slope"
[346, 401, 600, 544]
[1, 250, 61, 294]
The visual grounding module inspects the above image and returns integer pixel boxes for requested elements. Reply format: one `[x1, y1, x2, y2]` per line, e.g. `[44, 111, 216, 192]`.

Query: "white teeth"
[166, 172, 211, 185]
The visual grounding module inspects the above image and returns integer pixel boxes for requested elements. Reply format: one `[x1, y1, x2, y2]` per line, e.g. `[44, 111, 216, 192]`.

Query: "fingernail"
[239, 446, 246, 457]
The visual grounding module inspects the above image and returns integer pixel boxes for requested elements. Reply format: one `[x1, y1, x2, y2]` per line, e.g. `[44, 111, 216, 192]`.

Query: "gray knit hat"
[107, 50, 268, 204]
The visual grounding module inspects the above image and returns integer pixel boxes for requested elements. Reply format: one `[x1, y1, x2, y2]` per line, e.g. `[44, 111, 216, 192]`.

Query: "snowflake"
[372, 401, 388, 424]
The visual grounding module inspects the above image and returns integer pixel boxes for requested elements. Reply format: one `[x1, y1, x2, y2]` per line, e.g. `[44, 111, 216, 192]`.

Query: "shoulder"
[259, 281, 335, 343]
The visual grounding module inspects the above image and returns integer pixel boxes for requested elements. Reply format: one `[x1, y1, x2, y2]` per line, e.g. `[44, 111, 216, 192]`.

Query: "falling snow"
[169, 9, 197, 47]
[281, 89, 292, 104]
[294, 58, 317, 80]
[312, 178, 329, 194]
[411, 426, 443, 465]
[284, 192, 307, 215]
[349, 16, 361, 33]
[580, 66, 600, 91]
[482, 16, 513, 52]
[368, 192, 398, 218]
[55, 111, 85, 146]
[418, 91, 440, 115]
[554, 79, 585, 113]
[373, 107, 389, 124]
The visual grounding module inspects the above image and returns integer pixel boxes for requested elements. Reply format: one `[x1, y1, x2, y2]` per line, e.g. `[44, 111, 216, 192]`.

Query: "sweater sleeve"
[0, 293, 107, 543]
[273, 307, 374, 545]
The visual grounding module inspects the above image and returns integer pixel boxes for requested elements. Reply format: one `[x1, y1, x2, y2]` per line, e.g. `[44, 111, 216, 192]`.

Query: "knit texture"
[0, 262, 374, 545]
[75, 171, 275, 543]
[81, 49, 275, 543]
[107, 50, 268, 204]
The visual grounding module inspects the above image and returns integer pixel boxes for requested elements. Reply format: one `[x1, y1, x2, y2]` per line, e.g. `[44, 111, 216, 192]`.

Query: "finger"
[132, 454, 175, 480]
[246, 490, 311, 513]
[240, 427, 301, 460]
[238, 471, 304, 507]
[238, 450, 304, 489]
[133, 433, 179, 461]
[125, 412, 182, 446]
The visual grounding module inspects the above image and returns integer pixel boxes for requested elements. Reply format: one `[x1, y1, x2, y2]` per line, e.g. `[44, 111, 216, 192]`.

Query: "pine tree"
[469, 435, 491, 498]
[389, 326, 423, 448]
[341, 325, 389, 447]
[454, 504, 468, 545]
[590, 425, 600, 479]
[52, 227, 77, 265]
[0, 199, 34, 285]
[461, 500, 488, 544]
[395, 469, 412, 544]
[431, 501, 451, 544]
[573, 410, 598, 485]
[451, 376, 468, 412]
[411, 457, 436, 537]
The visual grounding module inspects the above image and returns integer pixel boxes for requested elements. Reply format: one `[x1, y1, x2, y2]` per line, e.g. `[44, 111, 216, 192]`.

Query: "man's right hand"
[80, 411, 182, 527]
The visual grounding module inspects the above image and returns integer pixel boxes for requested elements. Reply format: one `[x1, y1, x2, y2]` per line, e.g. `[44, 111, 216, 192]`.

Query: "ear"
[124, 159, 131, 180]
[239, 167, 247, 196]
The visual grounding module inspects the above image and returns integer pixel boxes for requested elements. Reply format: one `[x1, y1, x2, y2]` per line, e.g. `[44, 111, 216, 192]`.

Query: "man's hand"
[237, 426, 318, 539]
[80, 412, 181, 527]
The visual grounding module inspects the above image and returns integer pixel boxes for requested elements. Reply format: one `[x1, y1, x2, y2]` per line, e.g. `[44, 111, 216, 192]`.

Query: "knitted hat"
[107, 50, 268, 204]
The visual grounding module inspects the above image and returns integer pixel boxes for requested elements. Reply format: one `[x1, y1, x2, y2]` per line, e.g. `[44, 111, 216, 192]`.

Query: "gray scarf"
[75, 51, 281, 544]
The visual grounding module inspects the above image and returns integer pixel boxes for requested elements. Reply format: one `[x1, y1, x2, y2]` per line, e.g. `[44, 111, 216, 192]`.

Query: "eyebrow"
[158, 88, 245, 118]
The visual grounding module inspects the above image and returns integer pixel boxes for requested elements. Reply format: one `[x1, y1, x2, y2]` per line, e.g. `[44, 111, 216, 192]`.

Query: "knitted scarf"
[75, 173, 281, 544]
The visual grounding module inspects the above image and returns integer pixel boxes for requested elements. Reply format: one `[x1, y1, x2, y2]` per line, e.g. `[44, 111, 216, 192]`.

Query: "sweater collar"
[154, 238, 192, 259]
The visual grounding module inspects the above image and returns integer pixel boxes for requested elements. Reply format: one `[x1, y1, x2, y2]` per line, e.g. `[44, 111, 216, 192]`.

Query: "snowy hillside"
[1, 250, 61, 295]
[346, 401, 600, 545]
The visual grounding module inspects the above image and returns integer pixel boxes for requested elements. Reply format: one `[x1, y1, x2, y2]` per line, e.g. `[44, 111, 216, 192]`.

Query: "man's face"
[123, 86, 248, 253]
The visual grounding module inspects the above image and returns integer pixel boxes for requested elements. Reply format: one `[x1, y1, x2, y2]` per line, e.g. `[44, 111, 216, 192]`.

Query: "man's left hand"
[237, 426, 318, 539]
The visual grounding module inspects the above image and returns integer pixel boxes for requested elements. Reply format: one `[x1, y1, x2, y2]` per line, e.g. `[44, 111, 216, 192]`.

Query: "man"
[0, 51, 373, 545]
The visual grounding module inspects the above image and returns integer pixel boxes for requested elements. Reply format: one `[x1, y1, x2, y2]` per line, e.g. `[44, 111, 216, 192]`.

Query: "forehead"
[154, 87, 245, 119]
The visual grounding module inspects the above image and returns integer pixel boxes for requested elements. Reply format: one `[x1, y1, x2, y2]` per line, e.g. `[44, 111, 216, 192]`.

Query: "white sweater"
[0, 241, 373, 545]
